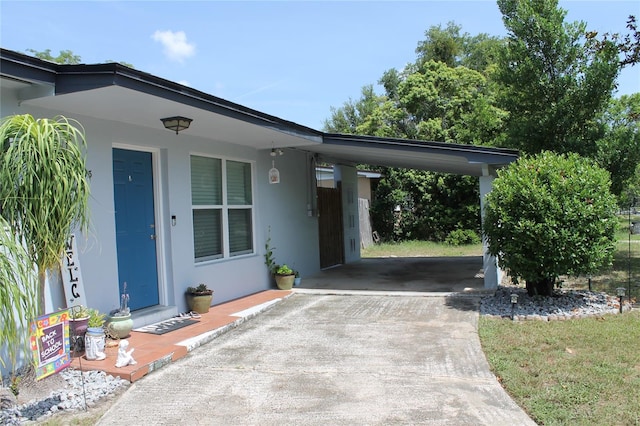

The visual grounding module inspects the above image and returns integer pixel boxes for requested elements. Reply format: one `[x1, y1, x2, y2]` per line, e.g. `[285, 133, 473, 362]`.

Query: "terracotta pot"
[275, 274, 295, 290]
[186, 293, 213, 314]
[106, 313, 134, 339]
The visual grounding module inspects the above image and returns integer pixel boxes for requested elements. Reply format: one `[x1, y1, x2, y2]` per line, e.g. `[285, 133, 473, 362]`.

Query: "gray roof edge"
[1, 48, 322, 140]
[323, 133, 520, 160]
[1, 48, 57, 85]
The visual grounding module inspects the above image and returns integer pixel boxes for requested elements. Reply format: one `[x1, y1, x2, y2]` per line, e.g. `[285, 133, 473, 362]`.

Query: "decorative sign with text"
[61, 234, 87, 307]
[30, 310, 71, 380]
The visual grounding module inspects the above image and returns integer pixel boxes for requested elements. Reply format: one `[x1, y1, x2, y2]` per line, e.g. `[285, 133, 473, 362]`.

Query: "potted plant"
[264, 228, 295, 290]
[294, 270, 302, 287]
[186, 283, 214, 314]
[85, 308, 106, 361]
[87, 308, 106, 330]
[275, 265, 296, 290]
[106, 282, 134, 339]
[68, 305, 90, 338]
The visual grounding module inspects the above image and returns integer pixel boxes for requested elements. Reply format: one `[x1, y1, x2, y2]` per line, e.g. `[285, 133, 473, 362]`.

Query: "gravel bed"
[480, 285, 627, 320]
[0, 369, 129, 425]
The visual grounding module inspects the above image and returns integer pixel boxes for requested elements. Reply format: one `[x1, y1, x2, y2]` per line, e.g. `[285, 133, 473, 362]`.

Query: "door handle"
[150, 234, 156, 240]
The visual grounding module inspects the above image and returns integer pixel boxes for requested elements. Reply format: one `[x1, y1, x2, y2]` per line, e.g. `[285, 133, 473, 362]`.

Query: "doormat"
[134, 318, 198, 335]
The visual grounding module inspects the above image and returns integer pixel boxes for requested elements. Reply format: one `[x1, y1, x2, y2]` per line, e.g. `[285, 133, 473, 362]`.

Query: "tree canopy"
[496, 0, 621, 157]
[25, 48, 134, 67]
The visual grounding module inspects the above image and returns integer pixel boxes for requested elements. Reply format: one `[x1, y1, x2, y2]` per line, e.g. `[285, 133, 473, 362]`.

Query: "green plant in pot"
[186, 283, 214, 314]
[68, 305, 91, 352]
[106, 282, 134, 339]
[69, 305, 90, 337]
[264, 228, 296, 290]
[87, 308, 105, 330]
[275, 264, 295, 290]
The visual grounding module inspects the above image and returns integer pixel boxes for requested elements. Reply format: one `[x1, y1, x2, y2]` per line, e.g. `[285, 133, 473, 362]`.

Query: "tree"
[594, 94, 640, 198]
[26, 48, 81, 64]
[25, 48, 134, 67]
[0, 114, 91, 314]
[324, 22, 508, 242]
[496, 0, 620, 156]
[483, 151, 617, 296]
[323, 85, 385, 134]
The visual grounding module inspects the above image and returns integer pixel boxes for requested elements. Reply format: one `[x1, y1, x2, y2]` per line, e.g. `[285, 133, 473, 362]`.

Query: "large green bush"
[483, 151, 617, 296]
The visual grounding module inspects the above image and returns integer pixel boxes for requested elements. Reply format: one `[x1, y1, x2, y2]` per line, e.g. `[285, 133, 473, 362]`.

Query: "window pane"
[228, 208, 252, 255]
[227, 161, 252, 205]
[193, 209, 222, 260]
[191, 156, 222, 205]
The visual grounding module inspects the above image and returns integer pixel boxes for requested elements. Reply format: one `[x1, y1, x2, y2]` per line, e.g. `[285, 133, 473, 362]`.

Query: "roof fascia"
[1, 48, 58, 84]
[323, 133, 520, 165]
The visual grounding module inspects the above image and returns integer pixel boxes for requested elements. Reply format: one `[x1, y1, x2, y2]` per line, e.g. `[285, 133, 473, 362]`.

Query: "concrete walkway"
[98, 292, 534, 425]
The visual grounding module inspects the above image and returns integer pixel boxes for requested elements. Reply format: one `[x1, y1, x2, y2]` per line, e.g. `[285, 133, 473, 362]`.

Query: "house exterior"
[0, 48, 519, 333]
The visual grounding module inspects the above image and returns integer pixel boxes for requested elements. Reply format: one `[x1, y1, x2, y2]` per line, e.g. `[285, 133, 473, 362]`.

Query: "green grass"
[479, 312, 640, 425]
[362, 240, 483, 258]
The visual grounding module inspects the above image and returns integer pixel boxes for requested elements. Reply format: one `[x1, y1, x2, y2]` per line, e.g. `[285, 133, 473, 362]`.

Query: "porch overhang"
[308, 134, 519, 177]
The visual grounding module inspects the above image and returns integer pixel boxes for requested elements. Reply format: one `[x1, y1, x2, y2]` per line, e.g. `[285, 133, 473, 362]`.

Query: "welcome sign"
[30, 309, 71, 380]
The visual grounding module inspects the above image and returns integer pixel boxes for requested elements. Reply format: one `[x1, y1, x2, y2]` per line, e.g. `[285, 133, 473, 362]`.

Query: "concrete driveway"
[98, 292, 534, 425]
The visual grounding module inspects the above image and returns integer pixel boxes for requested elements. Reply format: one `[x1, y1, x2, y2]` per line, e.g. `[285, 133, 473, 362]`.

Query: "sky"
[1, 1, 639, 130]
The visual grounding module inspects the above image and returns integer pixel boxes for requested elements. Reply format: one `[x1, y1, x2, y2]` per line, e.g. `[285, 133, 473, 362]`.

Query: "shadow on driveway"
[301, 256, 487, 294]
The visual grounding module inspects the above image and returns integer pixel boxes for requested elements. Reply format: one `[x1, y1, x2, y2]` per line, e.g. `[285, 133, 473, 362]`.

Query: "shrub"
[445, 229, 481, 246]
[483, 151, 617, 296]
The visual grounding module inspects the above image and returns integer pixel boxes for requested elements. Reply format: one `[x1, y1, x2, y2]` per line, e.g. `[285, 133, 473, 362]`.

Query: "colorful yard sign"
[30, 309, 71, 380]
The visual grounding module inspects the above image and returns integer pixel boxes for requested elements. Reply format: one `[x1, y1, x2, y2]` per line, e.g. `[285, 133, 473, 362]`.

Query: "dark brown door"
[318, 186, 344, 268]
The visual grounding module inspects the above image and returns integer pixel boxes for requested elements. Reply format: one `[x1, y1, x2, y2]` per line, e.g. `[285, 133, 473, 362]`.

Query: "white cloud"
[152, 30, 195, 63]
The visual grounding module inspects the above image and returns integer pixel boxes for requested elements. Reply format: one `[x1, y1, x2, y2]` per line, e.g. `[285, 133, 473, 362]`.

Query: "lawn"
[362, 239, 483, 258]
[363, 232, 640, 425]
[479, 312, 640, 425]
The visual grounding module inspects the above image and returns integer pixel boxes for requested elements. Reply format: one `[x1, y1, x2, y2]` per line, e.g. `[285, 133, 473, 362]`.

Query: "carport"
[302, 133, 520, 290]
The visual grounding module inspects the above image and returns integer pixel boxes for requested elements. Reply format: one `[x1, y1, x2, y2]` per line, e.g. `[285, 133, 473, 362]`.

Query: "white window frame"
[190, 154, 255, 263]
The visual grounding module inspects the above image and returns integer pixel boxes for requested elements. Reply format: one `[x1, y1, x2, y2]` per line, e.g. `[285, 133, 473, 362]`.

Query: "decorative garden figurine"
[115, 340, 137, 368]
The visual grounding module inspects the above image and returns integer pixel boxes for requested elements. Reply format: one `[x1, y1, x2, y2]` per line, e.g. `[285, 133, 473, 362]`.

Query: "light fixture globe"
[161, 116, 192, 134]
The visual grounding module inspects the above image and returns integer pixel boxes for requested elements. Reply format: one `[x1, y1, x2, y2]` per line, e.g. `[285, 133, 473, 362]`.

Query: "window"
[190, 156, 253, 262]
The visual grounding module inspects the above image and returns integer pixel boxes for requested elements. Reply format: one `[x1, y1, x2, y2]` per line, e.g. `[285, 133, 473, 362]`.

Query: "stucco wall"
[0, 98, 322, 320]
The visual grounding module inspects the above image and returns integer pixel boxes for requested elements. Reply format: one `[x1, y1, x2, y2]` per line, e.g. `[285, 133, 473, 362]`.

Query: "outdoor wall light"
[510, 293, 518, 320]
[160, 116, 192, 134]
[616, 287, 626, 313]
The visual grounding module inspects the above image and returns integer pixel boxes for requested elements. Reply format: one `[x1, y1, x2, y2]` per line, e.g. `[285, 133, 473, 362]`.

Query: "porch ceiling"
[21, 86, 322, 149]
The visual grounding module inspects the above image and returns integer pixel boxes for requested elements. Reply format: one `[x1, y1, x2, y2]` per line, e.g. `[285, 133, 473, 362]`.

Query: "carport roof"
[309, 134, 518, 176]
[1, 48, 518, 176]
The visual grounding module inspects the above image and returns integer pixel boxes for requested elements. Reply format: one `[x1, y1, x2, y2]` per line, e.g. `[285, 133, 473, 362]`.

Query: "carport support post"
[479, 168, 502, 289]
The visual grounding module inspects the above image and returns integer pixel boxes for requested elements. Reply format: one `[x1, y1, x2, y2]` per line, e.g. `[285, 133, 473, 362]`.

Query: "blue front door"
[113, 148, 159, 310]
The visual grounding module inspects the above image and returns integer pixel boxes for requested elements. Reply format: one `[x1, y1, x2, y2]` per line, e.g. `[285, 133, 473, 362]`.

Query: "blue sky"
[1, 1, 639, 130]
